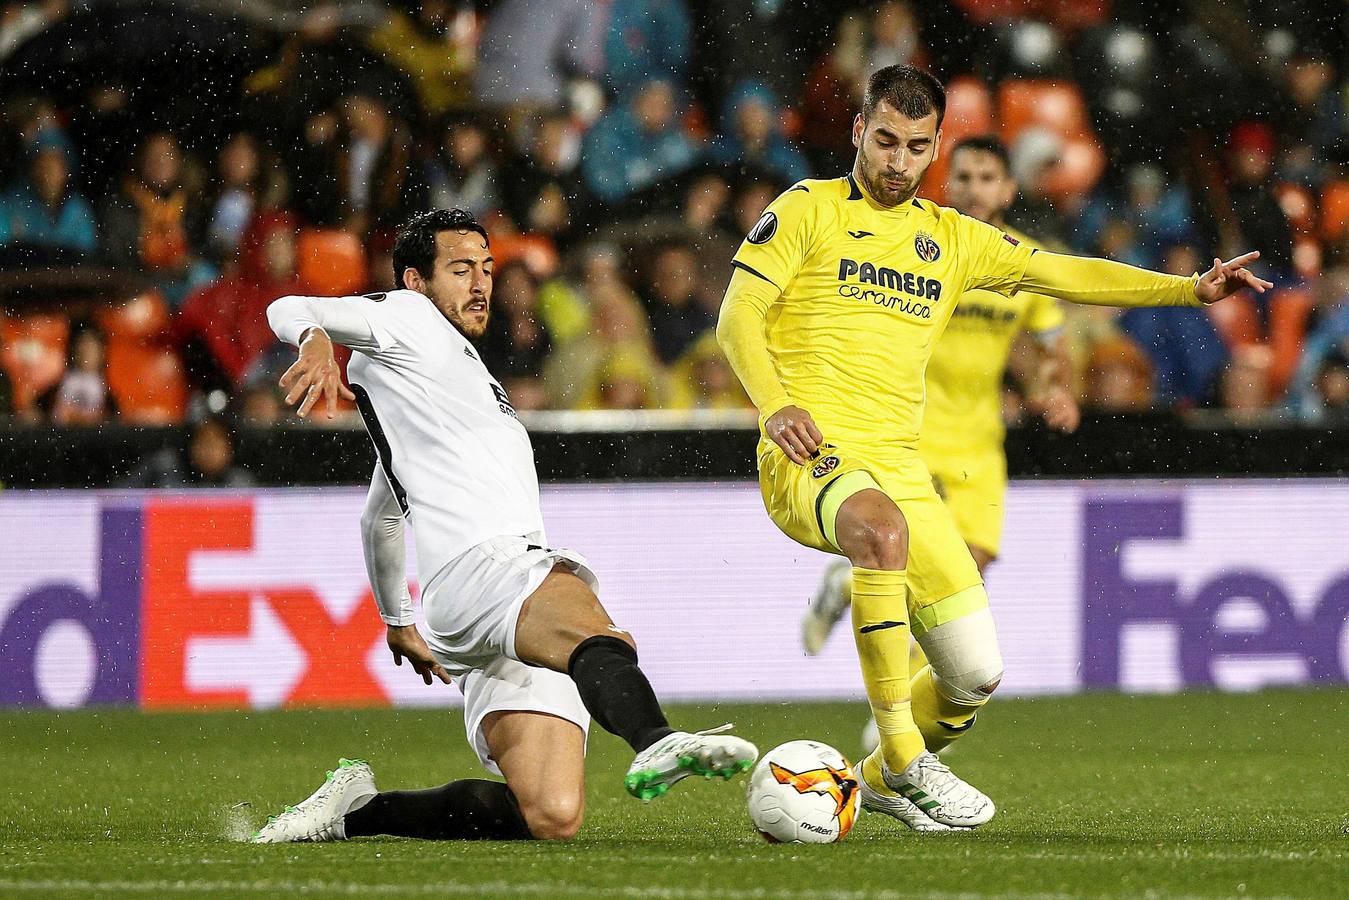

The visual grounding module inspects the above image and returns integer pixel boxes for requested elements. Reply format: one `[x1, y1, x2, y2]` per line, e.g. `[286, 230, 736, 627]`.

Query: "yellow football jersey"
[920, 226, 1064, 454]
[731, 175, 1034, 453]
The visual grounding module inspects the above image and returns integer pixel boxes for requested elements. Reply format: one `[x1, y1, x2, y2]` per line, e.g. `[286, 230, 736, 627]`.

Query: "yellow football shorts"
[922, 443, 1008, 559]
[757, 439, 983, 614]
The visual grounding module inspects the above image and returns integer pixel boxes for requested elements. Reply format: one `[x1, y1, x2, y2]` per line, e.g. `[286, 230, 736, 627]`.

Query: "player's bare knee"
[844, 516, 908, 569]
[522, 793, 584, 841]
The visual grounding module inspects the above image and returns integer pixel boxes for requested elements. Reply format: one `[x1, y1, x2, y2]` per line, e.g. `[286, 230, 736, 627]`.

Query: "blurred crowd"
[1, 0, 1348, 433]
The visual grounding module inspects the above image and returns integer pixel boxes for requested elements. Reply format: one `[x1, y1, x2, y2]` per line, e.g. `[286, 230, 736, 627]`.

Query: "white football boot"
[802, 559, 852, 655]
[624, 725, 758, 800]
[880, 750, 994, 828]
[251, 758, 378, 843]
[858, 766, 958, 832]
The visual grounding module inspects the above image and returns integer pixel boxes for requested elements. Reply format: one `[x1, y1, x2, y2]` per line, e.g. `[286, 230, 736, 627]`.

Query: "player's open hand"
[1194, 252, 1274, 305]
[1029, 385, 1080, 433]
[386, 624, 452, 686]
[765, 404, 824, 465]
[279, 327, 356, 419]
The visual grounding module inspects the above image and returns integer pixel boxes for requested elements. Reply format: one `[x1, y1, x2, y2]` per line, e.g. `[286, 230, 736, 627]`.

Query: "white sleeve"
[267, 294, 397, 355]
[358, 466, 415, 626]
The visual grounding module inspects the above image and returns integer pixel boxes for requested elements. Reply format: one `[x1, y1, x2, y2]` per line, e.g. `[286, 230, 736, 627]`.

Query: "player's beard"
[447, 306, 490, 344]
[857, 154, 928, 207]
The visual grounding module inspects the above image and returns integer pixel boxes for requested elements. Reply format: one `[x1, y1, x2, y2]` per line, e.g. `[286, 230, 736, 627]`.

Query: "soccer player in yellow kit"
[800, 134, 1081, 761]
[716, 66, 1271, 832]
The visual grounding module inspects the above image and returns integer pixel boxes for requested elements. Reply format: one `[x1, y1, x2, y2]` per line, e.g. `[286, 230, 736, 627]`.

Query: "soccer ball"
[746, 740, 861, 843]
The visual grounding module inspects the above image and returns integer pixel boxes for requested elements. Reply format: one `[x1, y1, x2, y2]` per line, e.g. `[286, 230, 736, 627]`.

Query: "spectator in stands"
[640, 241, 713, 364]
[1288, 266, 1349, 421]
[0, 144, 96, 253]
[1118, 243, 1230, 407]
[482, 261, 552, 410]
[601, 0, 691, 99]
[121, 415, 254, 488]
[425, 113, 500, 217]
[1084, 335, 1154, 412]
[502, 111, 590, 247]
[709, 82, 809, 185]
[337, 92, 421, 236]
[1219, 345, 1274, 422]
[239, 380, 286, 427]
[582, 78, 699, 205]
[474, 0, 601, 113]
[50, 323, 113, 426]
[545, 270, 659, 409]
[1227, 122, 1295, 279]
[101, 131, 214, 307]
[670, 331, 751, 410]
[586, 348, 664, 410]
[800, 10, 869, 173]
[203, 132, 277, 267]
[1307, 349, 1349, 419]
[176, 211, 299, 394]
[1075, 165, 1196, 269]
[1281, 56, 1346, 161]
[367, 0, 476, 122]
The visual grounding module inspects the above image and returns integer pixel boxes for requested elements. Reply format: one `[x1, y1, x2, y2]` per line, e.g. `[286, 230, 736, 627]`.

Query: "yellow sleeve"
[716, 266, 792, 419]
[1020, 250, 1203, 308]
[960, 215, 1036, 294]
[1024, 290, 1065, 336]
[731, 183, 818, 290]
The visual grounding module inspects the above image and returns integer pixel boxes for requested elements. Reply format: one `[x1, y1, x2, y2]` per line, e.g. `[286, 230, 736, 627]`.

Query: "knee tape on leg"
[914, 603, 1004, 705]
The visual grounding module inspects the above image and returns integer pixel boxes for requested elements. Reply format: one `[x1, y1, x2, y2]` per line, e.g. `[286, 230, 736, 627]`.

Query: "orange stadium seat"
[1275, 183, 1317, 234]
[1042, 135, 1107, 204]
[944, 77, 996, 141]
[998, 79, 1091, 143]
[106, 340, 188, 424]
[297, 229, 368, 296]
[1, 312, 69, 413]
[489, 232, 559, 279]
[1320, 180, 1349, 242]
[97, 291, 171, 342]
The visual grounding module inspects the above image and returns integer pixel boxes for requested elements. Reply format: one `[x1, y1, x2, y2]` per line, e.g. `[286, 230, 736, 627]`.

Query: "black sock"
[567, 635, 674, 753]
[344, 779, 533, 841]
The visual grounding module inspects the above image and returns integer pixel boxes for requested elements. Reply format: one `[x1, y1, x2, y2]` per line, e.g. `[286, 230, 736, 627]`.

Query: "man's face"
[412, 229, 494, 341]
[852, 101, 941, 207]
[945, 147, 1015, 224]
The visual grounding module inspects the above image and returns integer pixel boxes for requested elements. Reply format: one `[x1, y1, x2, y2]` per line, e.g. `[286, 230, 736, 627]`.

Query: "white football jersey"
[267, 289, 545, 590]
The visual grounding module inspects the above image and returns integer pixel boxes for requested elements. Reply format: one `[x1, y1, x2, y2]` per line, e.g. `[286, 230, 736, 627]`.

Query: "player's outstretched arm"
[277, 327, 357, 420]
[268, 294, 396, 419]
[359, 467, 450, 686]
[1018, 249, 1273, 310]
[716, 267, 822, 464]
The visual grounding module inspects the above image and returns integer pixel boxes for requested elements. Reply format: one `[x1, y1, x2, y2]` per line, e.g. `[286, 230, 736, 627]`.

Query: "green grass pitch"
[1, 690, 1345, 898]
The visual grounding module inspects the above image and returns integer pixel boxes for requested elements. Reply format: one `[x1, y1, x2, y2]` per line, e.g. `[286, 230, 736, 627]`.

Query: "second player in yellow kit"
[717, 65, 1273, 834]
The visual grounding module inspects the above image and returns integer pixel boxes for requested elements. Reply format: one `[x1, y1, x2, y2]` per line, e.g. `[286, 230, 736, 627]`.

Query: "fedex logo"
[1082, 498, 1349, 688]
[0, 497, 396, 709]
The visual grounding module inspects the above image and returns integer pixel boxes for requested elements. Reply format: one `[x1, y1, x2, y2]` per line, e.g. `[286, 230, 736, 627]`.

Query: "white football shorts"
[422, 533, 596, 776]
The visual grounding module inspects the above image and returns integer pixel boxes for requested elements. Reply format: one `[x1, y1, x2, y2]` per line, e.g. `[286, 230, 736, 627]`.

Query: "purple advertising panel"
[1, 480, 1345, 708]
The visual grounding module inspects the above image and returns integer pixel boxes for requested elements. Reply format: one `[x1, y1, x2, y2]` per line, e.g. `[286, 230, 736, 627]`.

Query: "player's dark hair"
[392, 208, 489, 289]
[863, 65, 946, 126]
[951, 135, 1011, 174]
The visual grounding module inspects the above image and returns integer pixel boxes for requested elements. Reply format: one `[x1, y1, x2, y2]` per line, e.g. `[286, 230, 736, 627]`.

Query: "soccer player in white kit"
[252, 209, 757, 843]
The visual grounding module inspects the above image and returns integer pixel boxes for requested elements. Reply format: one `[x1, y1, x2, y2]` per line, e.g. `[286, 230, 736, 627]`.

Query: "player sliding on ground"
[802, 134, 1080, 751]
[716, 65, 1270, 832]
[254, 208, 756, 844]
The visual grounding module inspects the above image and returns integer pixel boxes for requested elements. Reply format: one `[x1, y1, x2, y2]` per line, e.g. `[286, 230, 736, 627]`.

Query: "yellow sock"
[850, 566, 926, 774]
[910, 665, 983, 752]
